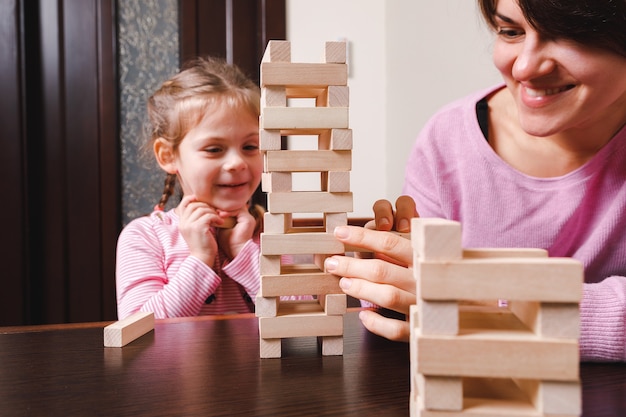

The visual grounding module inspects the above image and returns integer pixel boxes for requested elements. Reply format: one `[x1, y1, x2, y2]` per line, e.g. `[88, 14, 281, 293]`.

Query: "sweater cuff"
[579, 277, 626, 362]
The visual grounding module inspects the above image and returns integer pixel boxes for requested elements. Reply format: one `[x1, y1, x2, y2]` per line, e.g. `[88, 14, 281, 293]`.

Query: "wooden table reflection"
[0, 310, 624, 416]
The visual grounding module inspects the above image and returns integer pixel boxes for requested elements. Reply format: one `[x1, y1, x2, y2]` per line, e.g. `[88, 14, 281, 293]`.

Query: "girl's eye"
[205, 146, 223, 154]
[244, 144, 259, 152]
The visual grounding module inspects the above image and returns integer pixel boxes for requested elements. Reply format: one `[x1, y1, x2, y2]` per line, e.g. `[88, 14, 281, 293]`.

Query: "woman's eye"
[497, 27, 523, 40]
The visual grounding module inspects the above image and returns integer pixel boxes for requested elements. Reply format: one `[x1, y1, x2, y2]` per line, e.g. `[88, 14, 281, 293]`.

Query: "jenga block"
[259, 254, 281, 275]
[313, 253, 329, 271]
[260, 129, 282, 150]
[261, 270, 341, 297]
[262, 40, 291, 63]
[417, 374, 463, 411]
[320, 335, 343, 355]
[267, 191, 353, 213]
[262, 86, 286, 107]
[417, 257, 583, 302]
[416, 336, 579, 380]
[508, 301, 580, 339]
[411, 218, 463, 261]
[259, 302, 344, 338]
[325, 41, 346, 63]
[286, 86, 327, 100]
[263, 212, 291, 234]
[323, 171, 350, 192]
[463, 248, 548, 258]
[261, 107, 349, 130]
[261, 232, 344, 255]
[324, 212, 348, 232]
[319, 128, 352, 150]
[327, 86, 349, 107]
[255, 295, 279, 317]
[262, 172, 292, 193]
[418, 300, 458, 336]
[539, 380, 581, 415]
[260, 62, 348, 87]
[264, 150, 351, 172]
[103, 311, 154, 347]
[319, 294, 347, 315]
[260, 338, 282, 358]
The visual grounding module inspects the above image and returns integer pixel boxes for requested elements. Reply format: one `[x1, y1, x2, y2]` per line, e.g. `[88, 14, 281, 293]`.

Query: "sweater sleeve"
[116, 219, 222, 319]
[222, 239, 260, 301]
[580, 277, 626, 361]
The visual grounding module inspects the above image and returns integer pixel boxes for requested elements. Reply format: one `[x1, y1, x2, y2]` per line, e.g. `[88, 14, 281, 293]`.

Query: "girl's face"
[174, 101, 262, 214]
[492, 0, 626, 138]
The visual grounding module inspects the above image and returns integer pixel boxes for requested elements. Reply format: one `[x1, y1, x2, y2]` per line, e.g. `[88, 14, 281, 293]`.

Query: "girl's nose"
[512, 34, 557, 81]
[223, 150, 247, 171]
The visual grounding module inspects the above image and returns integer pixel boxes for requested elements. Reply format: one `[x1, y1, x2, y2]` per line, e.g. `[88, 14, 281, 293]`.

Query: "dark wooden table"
[0, 310, 624, 417]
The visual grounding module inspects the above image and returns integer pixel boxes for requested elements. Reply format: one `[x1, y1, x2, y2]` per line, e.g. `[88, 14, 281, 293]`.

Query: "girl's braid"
[155, 173, 177, 211]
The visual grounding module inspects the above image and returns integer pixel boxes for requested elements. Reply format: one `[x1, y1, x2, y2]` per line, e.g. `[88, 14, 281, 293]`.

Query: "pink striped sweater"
[403, 85, 626, 361]
[116, 209, 260, 319]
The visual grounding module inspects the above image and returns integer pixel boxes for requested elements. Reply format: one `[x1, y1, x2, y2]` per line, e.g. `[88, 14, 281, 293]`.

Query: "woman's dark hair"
[478, 0, 626, 57]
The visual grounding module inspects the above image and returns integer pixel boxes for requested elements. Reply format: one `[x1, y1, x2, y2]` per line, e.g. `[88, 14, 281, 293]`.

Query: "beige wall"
[286, 0, 501, 216]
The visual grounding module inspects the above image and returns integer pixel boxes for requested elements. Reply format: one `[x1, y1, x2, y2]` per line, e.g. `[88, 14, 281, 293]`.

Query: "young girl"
[116, 57, 264, 319]
[325, 0, 626, 361]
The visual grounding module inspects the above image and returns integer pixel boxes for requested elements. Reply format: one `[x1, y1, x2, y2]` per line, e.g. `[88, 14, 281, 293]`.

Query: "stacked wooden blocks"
[409, 218, 583, 417]
[256, 40, 351, 358]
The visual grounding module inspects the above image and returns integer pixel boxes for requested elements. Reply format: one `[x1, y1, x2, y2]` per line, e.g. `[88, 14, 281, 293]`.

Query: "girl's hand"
[215, 205, 257, 260]
[324, 225, 416, 342]
[177, 195, 222, 266]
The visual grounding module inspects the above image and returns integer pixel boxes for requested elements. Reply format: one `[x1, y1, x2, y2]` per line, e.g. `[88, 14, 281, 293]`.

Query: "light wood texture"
[259, 301, 343, 339]
[262, 172, 292, 193]
[267, 191, 353, 213]
[261, 232, 344, 255]
[264, 150, 351, 172]
[103, 311, 154, 347]
[260, 62, 348, 87]
[260, 129, 281, 150]
[325, 41, 347, 64]
[260, 269, 341, 297]
[261, 107, 349, 130]
[261, 40, 291, 63]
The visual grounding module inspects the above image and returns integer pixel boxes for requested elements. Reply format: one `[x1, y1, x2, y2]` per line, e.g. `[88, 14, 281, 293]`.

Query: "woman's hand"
[177, 195, 221, 266]
[372, 196, 418, 233]
[324, 225, 417, 342]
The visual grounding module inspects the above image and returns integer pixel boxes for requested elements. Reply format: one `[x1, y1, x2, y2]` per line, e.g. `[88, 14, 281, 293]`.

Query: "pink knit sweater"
[403, 85, 626, 361]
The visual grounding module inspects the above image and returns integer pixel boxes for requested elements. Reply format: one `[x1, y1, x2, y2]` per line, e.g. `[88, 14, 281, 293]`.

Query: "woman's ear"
[154, 138, 177, 174]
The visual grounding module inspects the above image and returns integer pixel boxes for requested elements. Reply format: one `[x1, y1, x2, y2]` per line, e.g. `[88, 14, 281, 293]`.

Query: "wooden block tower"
[409, 218, 583, 417]
[256, 40, 351, 358]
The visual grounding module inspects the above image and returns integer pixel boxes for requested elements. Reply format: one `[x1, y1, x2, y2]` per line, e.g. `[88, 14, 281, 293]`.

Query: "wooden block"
[327, 85, 349, 107]
[267, 191, 353, 213]
[539, 380, 581, 415]
[417, 374, 463, 411]
[320, 335, 344, 355]
[255, 295, 279, 317]
[416, 335, 579, 380]
[261, 86, 286, 107]
[319, 294, 347, 316]
[261, 232, 344, 255]
[418, 300, 458, 336]
[261, 107, 349, 130]
[259, 302, 344, 338]
[259, 254, 281, 275]
[319, 128, 352, 150]
[260, 62, 348, 87]
[324, 212, 348, 232]
[411, 218, 463, 261]
[262, 172, 292, 193]
[323, 171, 350, 192]
[417, 257, 583, 302]
[286, 86, 327, 100]
[261, 270, 341, 297]
[260, 129, 281, 150]
[263, 213, 291, 234]
[508, 301, 579, 339]
[325, 41, 346, 63]
[264, 150, 351, 172]
[262, 40, 291, 63]
[463, 248, 548, 258]
[103, 311, 154, 347]
[260, 338, 282, 358]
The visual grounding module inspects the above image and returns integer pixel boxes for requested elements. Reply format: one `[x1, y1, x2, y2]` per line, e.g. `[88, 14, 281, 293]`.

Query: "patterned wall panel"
[118, 0, 179, 225]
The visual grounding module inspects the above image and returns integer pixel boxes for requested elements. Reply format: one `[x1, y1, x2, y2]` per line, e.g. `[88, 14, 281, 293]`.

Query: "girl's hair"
[147, 56, 264, 230]
[478, 0, 626, 57]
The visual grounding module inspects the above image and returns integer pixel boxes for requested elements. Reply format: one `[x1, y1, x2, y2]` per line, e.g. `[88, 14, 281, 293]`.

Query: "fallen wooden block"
[104, 311, 154, 347]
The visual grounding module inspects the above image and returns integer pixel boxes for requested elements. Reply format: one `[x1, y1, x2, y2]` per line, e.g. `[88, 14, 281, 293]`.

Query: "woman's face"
[173, 100, 262, 214]
[492, 0, 626, 138]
